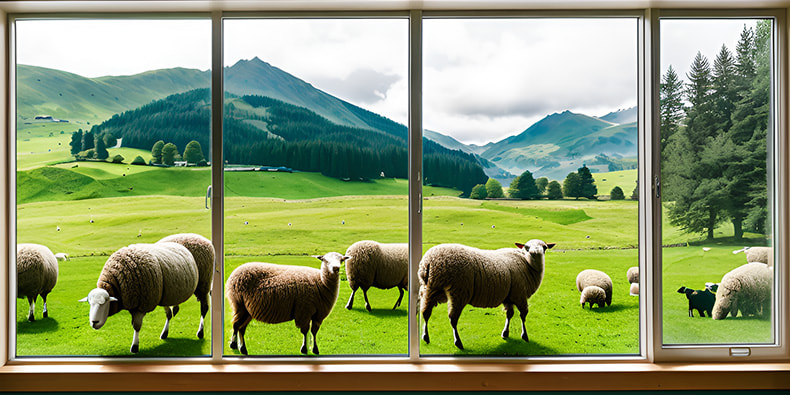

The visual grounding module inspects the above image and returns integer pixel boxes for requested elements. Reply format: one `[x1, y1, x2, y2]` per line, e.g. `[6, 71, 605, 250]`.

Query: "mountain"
[17, 64, 209, 123]
[599, 107, 637, 124]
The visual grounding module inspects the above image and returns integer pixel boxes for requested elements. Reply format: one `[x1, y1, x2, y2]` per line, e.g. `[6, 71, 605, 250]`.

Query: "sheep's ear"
[109, 296, 118, 302]
[78, 297, 89, 303]
[546, 243, 556, 249]
[342, 255, 351, 262]
[515, 242, 525, 249]
[313, 255, 324, 261]
[677, 287, 686, 293]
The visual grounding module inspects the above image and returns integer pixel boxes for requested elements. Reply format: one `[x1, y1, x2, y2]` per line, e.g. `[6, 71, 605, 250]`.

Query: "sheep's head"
[78, 288, 118, 329]
[314, 252, 350, 275]
[515, 239, 555, 257]
[580, 286, 607, 309]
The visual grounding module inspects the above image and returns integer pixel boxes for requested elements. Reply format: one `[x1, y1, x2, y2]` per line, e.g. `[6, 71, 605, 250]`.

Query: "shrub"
[547, 180, 563, 200]
[131, 156, 147, 165]
[111, 154, 124, 164]
[485, 178, 504, 198]
[470, 184, 487, 199]
[610, 186, 625, 200]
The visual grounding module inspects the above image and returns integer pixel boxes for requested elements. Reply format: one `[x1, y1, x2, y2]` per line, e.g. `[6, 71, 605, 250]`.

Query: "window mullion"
[210, 9, 225, 362]
[408, 9, 423, 361]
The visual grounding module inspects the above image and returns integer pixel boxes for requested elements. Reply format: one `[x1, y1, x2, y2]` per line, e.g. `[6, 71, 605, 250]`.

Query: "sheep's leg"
[130, 311, 145, 353]
[517, 303, 530, 342]
[299, 324, 310, 355]
[448, 302, 464, 350]
[41, 293, 49, 318]
[310, 320, 322, 355]
[420, 301, 433, 344]
[501, 303, 514, 339]
[345, 287, 357, 310]
[26, 296, 36, 321]
[197, 297, 209, 339]
[237, 321, 250, 356]
[393, 287, 404, 310]
[362, 287, 372, 311]
[161, 306, 173, 340]
[230, 308, 251, 355]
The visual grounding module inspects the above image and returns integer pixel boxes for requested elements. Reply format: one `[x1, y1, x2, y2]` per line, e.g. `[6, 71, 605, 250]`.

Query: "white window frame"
[0, 1, 788, 391]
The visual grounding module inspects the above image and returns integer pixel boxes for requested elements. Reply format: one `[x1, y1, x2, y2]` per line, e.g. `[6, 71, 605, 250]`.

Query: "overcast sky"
[16, 17, 762, 145]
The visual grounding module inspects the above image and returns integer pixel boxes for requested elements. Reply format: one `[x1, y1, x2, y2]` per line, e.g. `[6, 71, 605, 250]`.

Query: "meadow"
[13, 125, 772, 357]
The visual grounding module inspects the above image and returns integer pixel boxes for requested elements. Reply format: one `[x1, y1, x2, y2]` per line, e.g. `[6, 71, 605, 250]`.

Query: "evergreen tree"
[660, 65, 685, 154]
[470, 184, 487, 200]
[610, 186, 625, 200]
[485, 178, 504, 198]
[712, 44, 738, 133]
[547, 180, 563, 200]
[183, 140, 205, 164]
[161, 142, 178, 166]
[82, 130, 95, 151]
[563, 172, 582, 199]
[509, 170, 538, 199]
[95, 136, 109, 160]
[152, 140, 165, 164]
[578, 165, 598, 199]
[631, 181, 639, 201]
[684, 51, 716, 147]
[69, 129, 83, 156]
[535, 177, 549, 195]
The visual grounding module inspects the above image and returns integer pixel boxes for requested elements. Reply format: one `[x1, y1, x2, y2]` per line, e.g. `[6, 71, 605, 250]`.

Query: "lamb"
[79, 242, 198, 353]
[712, 262, 773, 320]
[344, 240, 408, 311]
[418, 239, 555, 350]
[17, 243, 59, 321]
[733, 246, 773, 267]
[54, 252, 70, 262]
[157, 233, 215, 339]
[225, 252, 349, 355]
[579, 286, 607, 309]
[627, 266, 639, 296]
[677, 286, 715, 317]
[576, 269, 612, 307]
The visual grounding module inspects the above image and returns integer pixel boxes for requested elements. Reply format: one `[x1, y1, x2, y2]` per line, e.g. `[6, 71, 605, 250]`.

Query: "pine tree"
[577, 165, 598, 200]
[684, 51, 715, 147]
[69, 129, 83, 156]
[95, 136, 109, 160]
[563, 172, 582, 199]
[509, 170, 538, 199]
[660, 65, 685, 154]
[712, 44, 738, 133]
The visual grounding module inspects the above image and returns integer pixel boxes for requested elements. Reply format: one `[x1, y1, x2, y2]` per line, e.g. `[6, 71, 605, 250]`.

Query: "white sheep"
[79, 242, 198, 353]
[627, 266, 639, 296]
[733, 246, 773, 267]
[344, 240, 408, 311]
[418, 239, 555, 350]
[54, 252, 70, 262]
[712, 262, 773, 320]
[225, 252, 349, 355]
[576, 269, 613, 307]
[17, 243, 59, 321]
[579, 285, 607, 309]
[157, 233, 215, 339]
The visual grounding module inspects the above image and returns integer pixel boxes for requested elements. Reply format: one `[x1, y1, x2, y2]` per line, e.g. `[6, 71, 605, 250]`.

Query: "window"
[1, 2, 788, 392]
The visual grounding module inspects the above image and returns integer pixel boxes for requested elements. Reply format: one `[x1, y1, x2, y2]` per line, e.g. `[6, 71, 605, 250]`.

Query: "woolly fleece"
[576, 269, 613, 307]
[17, 243, 59, 320]
[712, 262, 772, 320]
[344, 240, 408, 310]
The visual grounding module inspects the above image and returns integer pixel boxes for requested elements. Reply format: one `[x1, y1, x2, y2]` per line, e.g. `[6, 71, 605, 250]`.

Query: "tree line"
[661, 22, 770, 240]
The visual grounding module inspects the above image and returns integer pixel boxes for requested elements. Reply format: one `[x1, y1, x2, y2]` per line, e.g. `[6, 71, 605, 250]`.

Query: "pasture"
[14, 159, 772, 357]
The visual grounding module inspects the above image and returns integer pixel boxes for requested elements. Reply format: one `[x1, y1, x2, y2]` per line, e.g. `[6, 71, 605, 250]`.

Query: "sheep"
[579, 285, 607, 309]
[79, 242, 198, 353]
[225, 252, 349, 355]
[677, 286, 715, 317]
[627, 266, 639, 296]
[733, 246, 773, 267]
[17, 243, 59, 321]
[576, 269, 612, 307]
[344, 240, 408, 311]
[157, 233, 215, 339]
[418, 239, 555, 350]
[54, 252, 70, 262]
[712, 262, 773, 320]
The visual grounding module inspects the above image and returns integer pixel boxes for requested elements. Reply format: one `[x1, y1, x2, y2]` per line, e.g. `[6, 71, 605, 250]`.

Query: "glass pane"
[660, 19, 774, 345]
[222, 18, 408, 356]
[15, 19, 212, 356]
[421, 18, 640, 356]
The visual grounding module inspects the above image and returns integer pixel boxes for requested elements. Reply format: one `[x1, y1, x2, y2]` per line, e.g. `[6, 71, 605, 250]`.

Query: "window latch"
[654, 175, 661, 199]
[205, 185, 212, 209]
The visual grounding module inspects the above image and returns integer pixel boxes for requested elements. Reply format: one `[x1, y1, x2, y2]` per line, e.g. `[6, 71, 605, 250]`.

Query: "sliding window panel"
[222, 17, 409, 357]
[659, 17, 778, 349]
[420, 17, 640, 356]
[14, 18, 212, 357]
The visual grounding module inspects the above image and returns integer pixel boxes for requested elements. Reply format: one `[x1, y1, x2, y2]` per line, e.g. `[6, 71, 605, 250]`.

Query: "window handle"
[205, 185, 212, 209]
[654, 175, 661, 199]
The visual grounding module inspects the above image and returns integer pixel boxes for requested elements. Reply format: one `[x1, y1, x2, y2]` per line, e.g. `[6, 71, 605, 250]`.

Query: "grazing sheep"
[225, 252, 349, 355]
[576, 269, 613, 307]
[158, 233, 215, 339]
[79, 242, 198, 353]
[677, 286, 715, 317]
[54, 252, 70, 262]
[17, 243, 59, 321]
[344, 240, 408, 311]
[627, 266, 639, 296]
[418, 239, 555, 350]
[712, 263, 773, 320]
[733, 246, 773, 267]
[580, 285, 607, 309]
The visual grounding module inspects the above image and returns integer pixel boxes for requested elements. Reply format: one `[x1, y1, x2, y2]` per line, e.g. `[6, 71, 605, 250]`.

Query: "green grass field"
[13, 158, 772, 357]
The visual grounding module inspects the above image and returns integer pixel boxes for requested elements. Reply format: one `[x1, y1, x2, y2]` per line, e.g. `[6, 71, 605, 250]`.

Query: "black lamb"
[677, 286, 716, 317]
